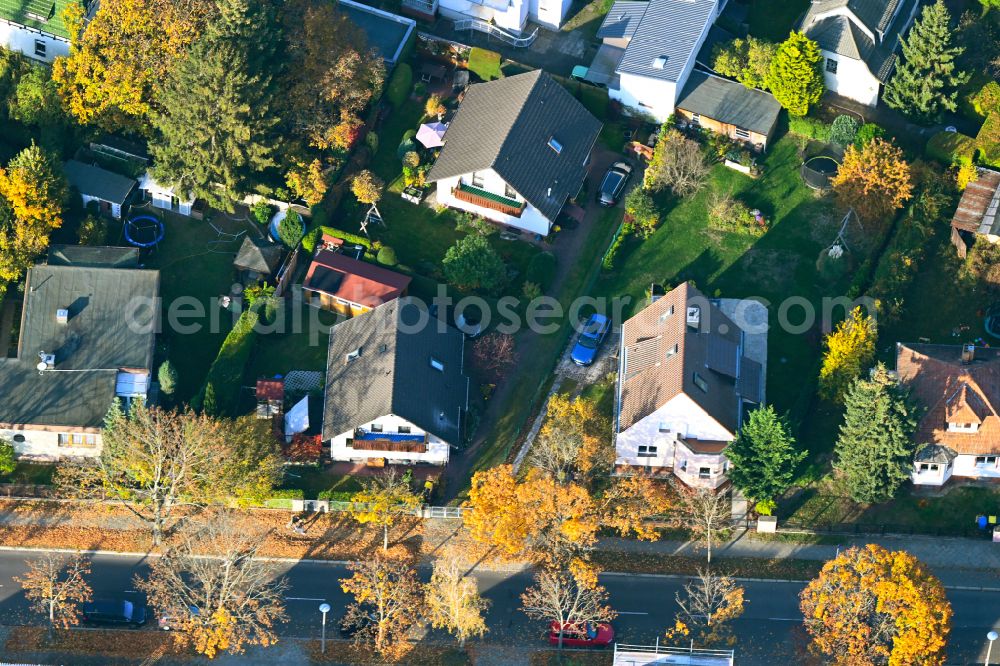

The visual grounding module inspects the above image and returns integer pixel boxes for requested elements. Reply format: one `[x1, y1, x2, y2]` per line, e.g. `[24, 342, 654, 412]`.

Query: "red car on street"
[547, 621, 615, 647]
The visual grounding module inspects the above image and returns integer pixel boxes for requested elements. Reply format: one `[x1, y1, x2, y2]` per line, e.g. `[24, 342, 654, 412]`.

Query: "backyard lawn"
[245, 300, 341, 380]
[592, 135, 846, 422]
[147, 211, 252, 401]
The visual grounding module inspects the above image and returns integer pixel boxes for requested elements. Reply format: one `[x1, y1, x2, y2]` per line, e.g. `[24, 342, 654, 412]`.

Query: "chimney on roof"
[962, 343, 975, 365]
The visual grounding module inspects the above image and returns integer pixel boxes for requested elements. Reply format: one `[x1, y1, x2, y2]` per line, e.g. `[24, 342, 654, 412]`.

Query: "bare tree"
[644, 128, 710, 197]
[56, 402, 216, 545]
[520, 567, 617, 650]
[471, 333, 516, 382]
[136, 513, 288, 658]
[348, 469, 422, 551]
[15, 553, 91, 635]
[424, 554, 489, 645]
[340, 553, 425, 659]
[673, 485, 732, 564]
[671, 569, 745, 647]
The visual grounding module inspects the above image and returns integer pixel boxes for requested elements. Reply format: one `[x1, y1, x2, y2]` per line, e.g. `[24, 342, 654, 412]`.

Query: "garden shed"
[63, 160, 137, 220]
[234, 236, 283, 282]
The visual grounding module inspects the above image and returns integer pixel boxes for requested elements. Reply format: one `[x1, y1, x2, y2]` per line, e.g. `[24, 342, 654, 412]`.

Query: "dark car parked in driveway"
[598, 161, 632, 207]
[570, 313, 610, 366]
[81, 598, 147, 628]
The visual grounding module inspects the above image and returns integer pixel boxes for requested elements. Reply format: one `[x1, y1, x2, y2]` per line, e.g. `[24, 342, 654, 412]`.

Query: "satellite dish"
[36, 361, 48, 372]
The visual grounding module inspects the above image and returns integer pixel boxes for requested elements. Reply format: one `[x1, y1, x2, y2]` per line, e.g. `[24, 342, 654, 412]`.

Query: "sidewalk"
[599, 530, 1000, 587]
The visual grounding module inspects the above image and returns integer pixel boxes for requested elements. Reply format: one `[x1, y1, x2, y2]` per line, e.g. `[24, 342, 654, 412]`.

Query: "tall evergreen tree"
[766, 32, 824, 116]
[884, 0, 969, 123]
[725, 405, 806, 505]
[149, 0, 281, 211]
[834, 364, 918, 504]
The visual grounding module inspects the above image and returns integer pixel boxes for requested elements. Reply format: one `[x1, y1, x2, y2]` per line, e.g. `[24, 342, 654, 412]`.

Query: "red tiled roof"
[897, 343, 1000, 455]
[303, 249, 411, 309]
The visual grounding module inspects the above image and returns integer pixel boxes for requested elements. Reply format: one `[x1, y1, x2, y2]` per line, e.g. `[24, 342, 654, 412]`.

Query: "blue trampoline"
[125, 215, 165, 248]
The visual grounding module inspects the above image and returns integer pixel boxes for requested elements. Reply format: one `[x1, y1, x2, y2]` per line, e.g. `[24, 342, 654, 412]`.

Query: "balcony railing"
[453, 182, 525, 217]
[349, 429, 428, 454]
[401, 0, 437, 16]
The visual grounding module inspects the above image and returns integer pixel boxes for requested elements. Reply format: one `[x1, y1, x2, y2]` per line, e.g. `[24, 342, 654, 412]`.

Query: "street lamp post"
[987, 630, 999, 666]
[319, 603, 331, 654]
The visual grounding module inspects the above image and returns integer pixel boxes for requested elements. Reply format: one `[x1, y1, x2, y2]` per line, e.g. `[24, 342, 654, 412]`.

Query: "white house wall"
[615, 393, 734, 468]
[434, 171, 552, 235]
[439, 0, 528, 33]
[612, 74, 678, 122]
[1, 427, 102, 460]
[329, 414, 450, 465]
[821, 51, 880, 107]
[529, 0, 571, 30]
[0, 22, 68, 63]
[912, 454, 1000, 486]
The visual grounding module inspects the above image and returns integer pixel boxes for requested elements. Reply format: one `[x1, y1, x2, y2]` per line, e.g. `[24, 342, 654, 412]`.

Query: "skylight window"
[430, 357, 445, 371]
[345, 347, 361, 363]
[547, 137, 563, 154]
[652, 56, 667, 69]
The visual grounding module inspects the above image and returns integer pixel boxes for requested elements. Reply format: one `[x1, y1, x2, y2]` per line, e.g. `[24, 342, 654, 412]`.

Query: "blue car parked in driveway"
[571, 314, 610, 366]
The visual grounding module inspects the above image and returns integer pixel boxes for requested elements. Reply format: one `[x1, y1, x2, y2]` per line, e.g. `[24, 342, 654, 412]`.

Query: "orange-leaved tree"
[832, 137, 913, 225]
[799, 544, 952, 664]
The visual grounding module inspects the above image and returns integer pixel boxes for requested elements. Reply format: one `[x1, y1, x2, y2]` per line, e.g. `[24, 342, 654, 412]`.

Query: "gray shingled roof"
[322, 298, 469, 444]
[616, 0, 717, 83]
[63, 160, 137, 205]
[676, 71, 781, 136]
[597, 0, 648, 39]
[803, 0, 902, 35]
[426, 70, 601, 223]
[802, 0, 917, 83]
[0, 264, 159, 428]
[233, 236, 283, 275]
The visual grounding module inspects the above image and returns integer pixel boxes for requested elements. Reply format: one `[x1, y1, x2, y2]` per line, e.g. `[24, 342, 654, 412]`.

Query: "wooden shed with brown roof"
[950, 168, 1000, 258]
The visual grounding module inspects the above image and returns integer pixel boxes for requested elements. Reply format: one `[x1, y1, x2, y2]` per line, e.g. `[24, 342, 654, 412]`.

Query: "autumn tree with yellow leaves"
[530, 393, 613, 482]
[424, 554, 489, 645]
[818, 306, 877, 403]
[16, 553, 92, 634]
[666, 569, 745, 647]
[348, 470, 422, 552]
[53, 0, 216, 132]
[137, 514, 288, 658]
[0, 143, 67, 294]
[340, 553, 425, 659]
[832, 137, 913, 225]
[799, 544, 952, 664]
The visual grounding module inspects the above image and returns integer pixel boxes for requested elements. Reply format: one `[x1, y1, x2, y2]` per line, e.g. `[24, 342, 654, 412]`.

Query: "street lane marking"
[617, 611, 650, 615]
[285, 596, 326, 601]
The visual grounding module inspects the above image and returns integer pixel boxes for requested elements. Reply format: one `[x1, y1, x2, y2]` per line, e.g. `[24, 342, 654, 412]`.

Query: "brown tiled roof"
[951, 168, 1000, 235]
[617, 282, 753, 433]
[896, 343, 1000, 455]
[304, 250, 412, 309]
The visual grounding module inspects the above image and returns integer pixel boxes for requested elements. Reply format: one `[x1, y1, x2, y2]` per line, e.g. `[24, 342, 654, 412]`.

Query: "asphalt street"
[0, 551, 998, 664]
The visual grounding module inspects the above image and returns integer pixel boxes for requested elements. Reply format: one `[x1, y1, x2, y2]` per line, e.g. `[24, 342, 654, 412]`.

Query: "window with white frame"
[948, 422, 979, 433]
[918, 463, 939, 472]
[976, 455, 998, 466]
[658, 422, 671, 432]
[679, 460, 687, 472]
[504, 183, 517, 199]
[471, 172, 484, 188]
[58, 433, 97, 448]
[398, 426, 411, 434]
[734, 128, 750, 140]
[637, 445, 657, 458]
[690, 114, 701, 127]
[665, 343, 679, 359]
[370, 423, 383, 433]
[34, 40, 46, 58]
[698, 467, 711, 479]
[826, 58, 838, 74]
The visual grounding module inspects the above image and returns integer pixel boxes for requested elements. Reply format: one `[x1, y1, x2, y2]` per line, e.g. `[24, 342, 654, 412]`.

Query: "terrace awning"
[417, 122, 448, 149]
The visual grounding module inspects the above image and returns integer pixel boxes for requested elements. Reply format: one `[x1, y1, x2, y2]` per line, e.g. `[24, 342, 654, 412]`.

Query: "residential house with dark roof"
[582, 0, 726, 122]
[0, 0, 90, 62]
[322, 298, 469, 465]
[675, 71, 782, 151]
[799, 0, 920, 107]
[0, 247, 158, 460]
[303, 236, 411, 317]
[949, 168, 1000, 258]
[614, 282, 767, 489]
[64, 160, 137, 220]
[426, 70, 601, 236]
[897, 342, 1000, 486]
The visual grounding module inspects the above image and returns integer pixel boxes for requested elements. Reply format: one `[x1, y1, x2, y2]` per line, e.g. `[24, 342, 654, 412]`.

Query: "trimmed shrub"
[854, 123, 885, 148]
[829, 115, 860, 146]
[974, 81, 1000, 118]
[788, 115, 831, 142]
[468, 47, 502, 81]
[197, 308, 260, 416]
[302, 225, 372, 255]
[525, 251, 557, 289]
[377, 245, 398, 266]
[77, 214, 107, 245]
[978, 112, 1000, 168]
[926, 130, 977, 165]
[278, 209, 305, 248]
[317, 489, 356, 502]
[386, 63, 413, 106]
[251, 200, 272, 225]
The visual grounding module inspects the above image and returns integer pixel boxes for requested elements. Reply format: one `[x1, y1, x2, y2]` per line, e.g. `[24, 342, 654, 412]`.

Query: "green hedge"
[302, 225, 373, 255]
[317, 489, 356, 502]
[526, 251, 557, 289]
[386, 63, 413, 107]
[925, 131, 977, 166]
[788, 115, 831, 142]
[198, 308, 259, 416]
[978, 112, 1000, 168]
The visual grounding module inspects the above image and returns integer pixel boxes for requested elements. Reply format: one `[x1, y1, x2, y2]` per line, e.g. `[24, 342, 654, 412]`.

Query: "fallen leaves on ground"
[5, 626, 186, 658]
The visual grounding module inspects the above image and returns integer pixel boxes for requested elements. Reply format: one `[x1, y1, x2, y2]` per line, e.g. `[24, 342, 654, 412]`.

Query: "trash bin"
[993, 526, 1000, 543]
